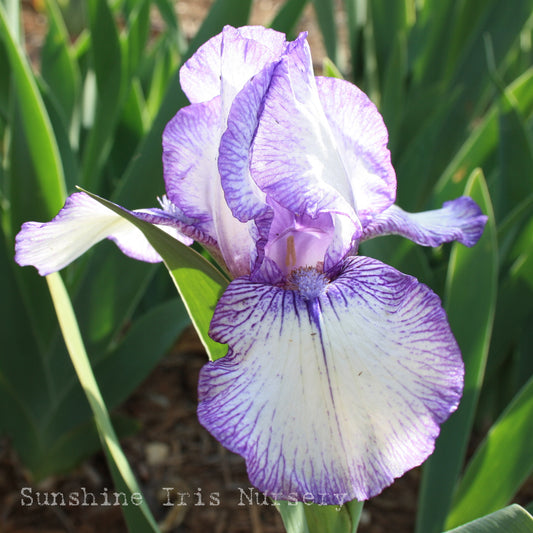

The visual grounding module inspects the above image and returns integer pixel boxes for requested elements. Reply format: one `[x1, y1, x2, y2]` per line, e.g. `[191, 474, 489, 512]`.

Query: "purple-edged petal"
[219, 61, 277, 223]
[198, 256, 463, 503]
[250, 38, 357, 220]
[361, 197, 488, 247]
[163, 98, 221, 237]
[248, 39, 395, 225]
[163, 98, 254, 278]
[180, 25, 287, 105]
[14, 192, 192, 276]
[316, 76, 396, 224]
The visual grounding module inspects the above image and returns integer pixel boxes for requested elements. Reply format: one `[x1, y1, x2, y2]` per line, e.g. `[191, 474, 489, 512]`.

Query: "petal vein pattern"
[198, 256, 463, 503]
[14, 192, 193, 276]
[361, 197, 488, 248]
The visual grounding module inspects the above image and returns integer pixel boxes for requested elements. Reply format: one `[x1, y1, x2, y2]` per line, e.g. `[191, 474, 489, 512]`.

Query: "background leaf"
[82, 189, 229, 361]
[444, 504, 533, 533]
[446, 374, 533, 528]
[416, 169, 498, 533]
[46, 271, 159, 532]
[277, 499, 363, 533]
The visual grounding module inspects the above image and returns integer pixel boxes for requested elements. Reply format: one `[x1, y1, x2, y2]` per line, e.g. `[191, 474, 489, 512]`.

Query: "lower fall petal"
[198, 256, 463, 503]
[14, 192, 192, 276]
[360, 197, 488, 248]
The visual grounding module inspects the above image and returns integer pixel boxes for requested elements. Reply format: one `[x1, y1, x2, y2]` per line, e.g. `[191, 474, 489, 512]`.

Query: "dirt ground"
[3, 1, 532, 532]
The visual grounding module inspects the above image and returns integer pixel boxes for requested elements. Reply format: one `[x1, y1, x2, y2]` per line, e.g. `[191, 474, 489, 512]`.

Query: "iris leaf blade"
[445, 373, 533, 528]
[81, 0, 123, 190]
[310, 0, 337, 65]
[269, 0, 307, 37]
[46, 272, 159, 533]
[444, 504, 533, 533]
[433, 68, 533, 208]
[423, 0, 533, 184]
[277, 499, 363, 533]
[0, 1, 66, 218]
[493, 92, 533, 221]
[41, 0, 80, 129]
[416, 169, 498, 533]
[82, 189, 229, 361]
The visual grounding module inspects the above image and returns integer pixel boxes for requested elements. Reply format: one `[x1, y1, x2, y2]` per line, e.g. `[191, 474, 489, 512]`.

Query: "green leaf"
[122, 0, 151, 81]
[269, 0, 307, 38]
[322, 57, 344, 79]
[0, 229, 54, 471]
[480, 235, 533, 421]
[41, 0, 81, 129]
[153, 0, 187, 55]
[444, 504, 533, 533]
[277, 499, 363, 533]
[416, 169, 498, 533]
[494, 92, 533, 221]
[497, 195, 533, 264]
[446, 374, 533, 528]
[82, 189, 229, 361]
[433, 69, 533, 207]
[311, 0, 338, 66]
[95, 298, 190, 408]
[379, 29, 407, 151]
[423, 0, 533, 184]
[45, 295, 190, 444]
[410, 1, 459, 86]
[81, 0, 123, 190]
[46, 271, 159, 532]
[0, 1, 66, 218]
[369, 0, 412, 85]
[343, 0, 364, 83]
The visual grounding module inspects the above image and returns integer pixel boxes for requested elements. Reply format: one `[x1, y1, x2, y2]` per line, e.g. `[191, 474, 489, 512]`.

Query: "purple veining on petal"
[135, 197, 216, 250]
[198, 256, 463, 503]
[360, 196, 488, 248]
[315, 76, 396, 223]
[249, 44, 357, 220]
[162, 96, 255, 277]
[219, 27, 290, 121]
[180, 25, 288, 105]
[218, 61, 278, 223]
[14, 192, 192, 275]
[163, 98, 221, 239]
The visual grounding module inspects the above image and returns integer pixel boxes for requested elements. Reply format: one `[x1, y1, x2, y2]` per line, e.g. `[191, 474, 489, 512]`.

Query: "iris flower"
[15, 26, 487, 505]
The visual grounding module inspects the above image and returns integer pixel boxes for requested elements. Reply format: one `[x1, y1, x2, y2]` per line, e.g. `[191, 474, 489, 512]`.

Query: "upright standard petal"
[360, 197, 488, 248]
[163, 98, 255, 278]
[163, 98, 222, 237]
[198, 256, 463, 503]
[250, 39, 356, 219]
[179, 25, 287, 105]
[15, 192, 192, 276]
[315, 76, 396, 223]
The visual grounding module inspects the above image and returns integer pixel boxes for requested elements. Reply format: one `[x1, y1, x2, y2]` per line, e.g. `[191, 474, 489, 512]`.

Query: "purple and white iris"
[15, 26, 487, 504]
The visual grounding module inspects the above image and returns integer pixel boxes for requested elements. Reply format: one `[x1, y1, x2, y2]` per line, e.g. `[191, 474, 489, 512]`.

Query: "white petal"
[14, 192, 187, 275]
[316, 76, 396, 223]
[198, 256, 463, 503]
[162, 98, 254, 278]
[180, 25, 287, 105]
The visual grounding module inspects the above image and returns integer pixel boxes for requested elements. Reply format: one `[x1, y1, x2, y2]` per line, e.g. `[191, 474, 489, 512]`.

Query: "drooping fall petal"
[198, 256, 463, 503]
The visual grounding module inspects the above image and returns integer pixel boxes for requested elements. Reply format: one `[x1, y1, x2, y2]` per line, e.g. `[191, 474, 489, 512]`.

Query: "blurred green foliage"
[1, 0, 532, 531]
